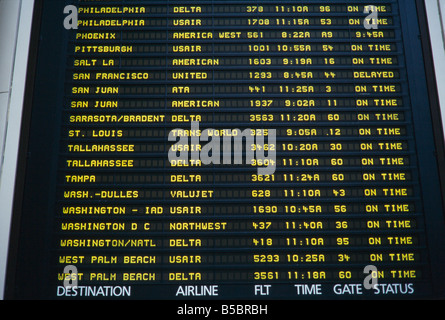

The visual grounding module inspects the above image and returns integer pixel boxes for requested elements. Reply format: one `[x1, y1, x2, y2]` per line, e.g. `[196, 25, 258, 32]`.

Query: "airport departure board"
[5, 0, 445, 301]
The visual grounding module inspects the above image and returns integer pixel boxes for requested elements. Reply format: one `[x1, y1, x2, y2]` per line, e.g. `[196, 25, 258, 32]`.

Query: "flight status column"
[56, 0, 429, 299]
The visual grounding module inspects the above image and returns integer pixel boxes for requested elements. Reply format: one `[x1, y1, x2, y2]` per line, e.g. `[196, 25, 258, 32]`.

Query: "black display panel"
[5, 0, 445, 301]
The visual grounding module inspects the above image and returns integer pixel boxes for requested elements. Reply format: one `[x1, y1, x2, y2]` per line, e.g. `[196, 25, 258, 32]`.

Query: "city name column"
[58, 2, 166, 295]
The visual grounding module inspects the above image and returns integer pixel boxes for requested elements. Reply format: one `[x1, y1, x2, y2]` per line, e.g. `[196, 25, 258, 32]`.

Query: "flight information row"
[60, 156, 411, 167]
[75, 4, 393, 15]
[62, 142, 410, 154]
[72, 56, 399, 67]
[55, 218, 420, 232]
[64, 112, 406, 123]
[63, 126, 409, 137]
[74, 30, 396, 42]
[58, 202, 415, 215]
[54, 234, 419, 249]
[59, 170, 413, 184]
[55, 251, 420, 265]
[71, 43, 399, 54]
[69, 84, 403, 96]
[67, 99, 404, 109]
[60, 186, 416, 199]
[52, 267, 420, 283]
[75, 19, 395, 30]
[70, 70, 401, 81]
